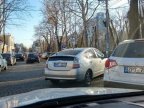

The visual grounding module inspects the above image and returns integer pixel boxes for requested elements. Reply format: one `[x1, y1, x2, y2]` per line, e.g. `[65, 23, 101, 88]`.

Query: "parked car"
[44, 48, 106, 85]
[1, 53, 16, 66]
[15, 53, 25, 61]
[0, 54, 7, 71]
[26, 53, 40, 63]
[41, 52, 55, 59]
[104, 39, 144, 89]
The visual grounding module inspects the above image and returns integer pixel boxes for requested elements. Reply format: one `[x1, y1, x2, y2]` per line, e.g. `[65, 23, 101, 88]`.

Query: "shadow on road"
[48, 75, 104, 88]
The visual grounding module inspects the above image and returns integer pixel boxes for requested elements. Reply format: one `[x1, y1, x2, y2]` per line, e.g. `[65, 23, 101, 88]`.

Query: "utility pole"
[105, 0, 110, 57]
[2, 0, 6, 53]
[139, 0, 143, 39]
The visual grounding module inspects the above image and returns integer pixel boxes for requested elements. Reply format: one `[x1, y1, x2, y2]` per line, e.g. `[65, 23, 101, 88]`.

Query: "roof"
[119, 39, 144, 45]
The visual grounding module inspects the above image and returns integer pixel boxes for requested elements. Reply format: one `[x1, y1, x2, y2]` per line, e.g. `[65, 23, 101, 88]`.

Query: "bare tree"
[1, 0, 31, 53]
[128, 0, 140, 39]
[42, 0, 76, 51]
[67, 0, 100, 47]
[34, 20, 54, 52]
[108, 7, 128, 49]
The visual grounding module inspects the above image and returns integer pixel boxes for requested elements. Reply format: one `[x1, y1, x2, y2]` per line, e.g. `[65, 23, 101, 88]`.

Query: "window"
[57, 49, 82, 56]
[112, 42, 144, 58]
[84, 49, 97, 58]
[94, 49, 104, 58]
[1, 54, 10, 58]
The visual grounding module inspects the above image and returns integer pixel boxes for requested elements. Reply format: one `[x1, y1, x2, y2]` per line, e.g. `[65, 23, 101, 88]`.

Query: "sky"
[5, 0, 128, 49]
[6, 0, 42, 48]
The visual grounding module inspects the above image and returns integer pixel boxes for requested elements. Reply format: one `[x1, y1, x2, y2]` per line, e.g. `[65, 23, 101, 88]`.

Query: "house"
[0, 34, 15, 53]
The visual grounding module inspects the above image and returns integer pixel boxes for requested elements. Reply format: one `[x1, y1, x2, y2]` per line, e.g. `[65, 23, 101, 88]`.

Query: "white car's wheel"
[4, 66, 7, 70]
[84, 70, 93, 86]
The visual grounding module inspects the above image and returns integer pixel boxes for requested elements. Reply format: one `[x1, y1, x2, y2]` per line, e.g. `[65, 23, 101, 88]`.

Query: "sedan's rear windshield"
[28, 54, 35, 57]
[16, 54, 22, 57]
[57, 49, 82, 56]
[1, 54, 10, 58]
[112, 42, 144, 58]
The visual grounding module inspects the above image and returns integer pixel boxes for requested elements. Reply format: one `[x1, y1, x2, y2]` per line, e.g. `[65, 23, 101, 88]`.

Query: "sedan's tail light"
[73, 57, 80, 69]
[73, 64, 80, 68]
[105, 59, 117, 69]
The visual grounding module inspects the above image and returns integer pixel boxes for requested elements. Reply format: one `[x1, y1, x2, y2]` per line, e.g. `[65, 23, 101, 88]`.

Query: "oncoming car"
[104, 39, 144, 89]
[44, 48, 106, 85]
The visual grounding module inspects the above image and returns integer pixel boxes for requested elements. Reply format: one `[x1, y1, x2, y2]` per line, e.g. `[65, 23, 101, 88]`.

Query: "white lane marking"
[0, 77, 44, 86]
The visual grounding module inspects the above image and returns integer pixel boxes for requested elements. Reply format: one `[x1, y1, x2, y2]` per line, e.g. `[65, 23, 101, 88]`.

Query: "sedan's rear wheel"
[84, 70, 92, 86]
[4, 66, 7, 70]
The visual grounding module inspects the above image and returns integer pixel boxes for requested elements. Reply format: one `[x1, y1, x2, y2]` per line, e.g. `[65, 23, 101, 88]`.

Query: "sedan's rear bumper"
[44, 68, 78, 80]
[104, 80, 144, 90]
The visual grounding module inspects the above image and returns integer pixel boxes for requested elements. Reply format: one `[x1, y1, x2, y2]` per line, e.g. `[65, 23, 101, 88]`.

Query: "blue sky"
[6, 0, 42, 48]
[5, 0, 128, 48]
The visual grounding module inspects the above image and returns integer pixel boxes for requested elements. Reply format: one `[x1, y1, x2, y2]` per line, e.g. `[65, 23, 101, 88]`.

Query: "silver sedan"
[44, 48, 106, 85]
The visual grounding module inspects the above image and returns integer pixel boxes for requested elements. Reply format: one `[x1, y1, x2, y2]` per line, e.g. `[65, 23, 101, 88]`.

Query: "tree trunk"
[63, 0, 68, 47]
[83, 20, 88, 47]
[55, 24, 61, 51]
[109, 25, 116, 50]
[2, 0, 5, 53]
[128, 0, 140, 39]
[2, 33, 5, 53]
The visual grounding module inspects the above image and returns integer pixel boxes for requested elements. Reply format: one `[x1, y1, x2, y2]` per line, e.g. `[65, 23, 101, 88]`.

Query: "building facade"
[0, 34, 15, 53]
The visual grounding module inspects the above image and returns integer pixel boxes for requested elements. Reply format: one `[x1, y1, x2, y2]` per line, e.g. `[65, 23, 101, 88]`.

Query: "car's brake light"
[73, 57, 80, 68]
[73, 64, 80, 68]
[105, 59, 117, 69]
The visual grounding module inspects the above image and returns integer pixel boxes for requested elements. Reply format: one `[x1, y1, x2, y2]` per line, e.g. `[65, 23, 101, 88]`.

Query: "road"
[0, 61, 103, 98]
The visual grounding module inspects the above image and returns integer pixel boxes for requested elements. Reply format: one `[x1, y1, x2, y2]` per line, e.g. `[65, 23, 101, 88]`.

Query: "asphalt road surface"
[0, 61, 104, 98]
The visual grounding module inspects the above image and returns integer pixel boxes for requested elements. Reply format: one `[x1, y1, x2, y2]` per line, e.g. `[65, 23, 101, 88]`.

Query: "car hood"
[0, 87, 141, 108]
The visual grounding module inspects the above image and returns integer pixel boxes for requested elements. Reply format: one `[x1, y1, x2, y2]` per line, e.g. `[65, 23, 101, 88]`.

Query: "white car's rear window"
[56, 50, 82, 56]
[112, 42, 144, 58]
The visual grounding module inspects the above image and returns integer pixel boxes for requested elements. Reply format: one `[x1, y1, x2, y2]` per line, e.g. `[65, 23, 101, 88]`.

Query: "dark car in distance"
[15, 53, 25, 61]
[1, 53, 16, 66]
[26, 53, 40, 64]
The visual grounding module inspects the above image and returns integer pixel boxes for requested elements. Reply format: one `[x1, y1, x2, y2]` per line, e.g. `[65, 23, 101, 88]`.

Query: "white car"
[104, 39, 144, 89]
[44, 48, 106, 85]
[0, 54, 7, 71]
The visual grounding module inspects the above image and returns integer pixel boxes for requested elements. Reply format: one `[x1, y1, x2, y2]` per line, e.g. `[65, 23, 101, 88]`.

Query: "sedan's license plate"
[54, 62, 67, 67]
[124, 66, 144, 73]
